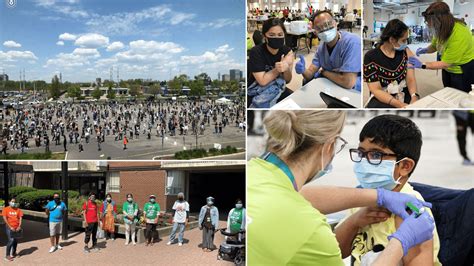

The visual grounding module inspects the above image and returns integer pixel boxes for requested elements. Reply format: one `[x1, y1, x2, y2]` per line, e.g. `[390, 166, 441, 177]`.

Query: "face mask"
[127, 198, 133, 202]
[353, 158, 406, 190]
[106, 197, 111, 202]
[394, 41, 407, 51]
[266, 37, 285, 49]
[235, 203, 243, 209]
[10, 202, 17, 208]
[54, 197, 60, 202]
[318, 28, 337, 43]
[150, 198, 155, 203]
[207, 201, 214, 206]
[178, 197, 184, 201]
[90, 196, 96, 201]
[306, 142, 335, 184]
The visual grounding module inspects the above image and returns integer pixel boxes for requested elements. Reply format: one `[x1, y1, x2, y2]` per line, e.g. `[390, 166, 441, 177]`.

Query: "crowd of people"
[0, 99, 246, 155]
[2, 192, 246, 262]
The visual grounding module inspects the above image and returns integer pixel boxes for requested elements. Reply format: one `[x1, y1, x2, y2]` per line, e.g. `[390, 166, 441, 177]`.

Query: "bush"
[0, 199, 4, 207]
[16, 189, 80, 211]
[9, 186, 37, 198]
[68, 197, 123, 217]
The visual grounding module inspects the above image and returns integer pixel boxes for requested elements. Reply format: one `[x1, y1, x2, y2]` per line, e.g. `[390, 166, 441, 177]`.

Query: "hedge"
[175, 146, 239, 159]
[9, 186, 37, 198]
[16, 189, 80, 211]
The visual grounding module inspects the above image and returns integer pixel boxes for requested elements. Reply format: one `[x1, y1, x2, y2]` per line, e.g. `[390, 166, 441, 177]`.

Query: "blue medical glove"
[416, 47, 428, 57]
[388, 211, 435, 255]
[376, 188, 432, 219]
[295, 55, 306, 74]
[408, 57, 423, 69]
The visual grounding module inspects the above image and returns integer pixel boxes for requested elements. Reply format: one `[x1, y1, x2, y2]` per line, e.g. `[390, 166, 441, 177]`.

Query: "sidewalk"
[1, 220, 233, 265]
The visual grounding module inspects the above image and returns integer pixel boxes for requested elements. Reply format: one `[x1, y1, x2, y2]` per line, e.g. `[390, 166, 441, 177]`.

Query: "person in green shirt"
[248, 110, 435, 265]
[227, 199, 245, 234]
[143, 195, 160, 246]
[409, 2, 474, 92]
[122, 193, 138, 245]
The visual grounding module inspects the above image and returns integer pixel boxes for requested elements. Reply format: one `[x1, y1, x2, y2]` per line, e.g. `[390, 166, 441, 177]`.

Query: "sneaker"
[132, 242, 136, 246]
[4, 256, 13, 261]
[49, 246, 57, 253]
[125, 241, 129, 246]
[83, 246, 90, 253]
[166, 241, 172, 245]
[56, 244, 63, 250]
[178, 242, 183, 247]
[462, 159, 472, 165]
[91, 245, 99, 252]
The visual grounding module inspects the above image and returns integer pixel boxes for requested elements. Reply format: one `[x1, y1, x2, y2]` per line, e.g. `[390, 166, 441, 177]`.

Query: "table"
[407, 87, 470, 108]
[271, 77, 361, 109]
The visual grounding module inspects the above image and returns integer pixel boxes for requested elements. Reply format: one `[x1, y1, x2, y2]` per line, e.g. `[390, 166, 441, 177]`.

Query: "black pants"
[442, 59, 474, 93]
[145, 223, 157, 242]
[84, 222, 98, 246]
[367, 87, 411, 108]
[454, 113, 474, 160]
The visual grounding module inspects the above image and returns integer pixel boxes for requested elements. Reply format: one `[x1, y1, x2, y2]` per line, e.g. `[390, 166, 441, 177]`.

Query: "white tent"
[216, 97, 231, 104]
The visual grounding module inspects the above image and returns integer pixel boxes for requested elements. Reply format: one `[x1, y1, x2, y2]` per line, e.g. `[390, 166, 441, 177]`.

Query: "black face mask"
[178, 197, 184, 201]
[266, 37, 285, 50]
[54, 198, 60, 202]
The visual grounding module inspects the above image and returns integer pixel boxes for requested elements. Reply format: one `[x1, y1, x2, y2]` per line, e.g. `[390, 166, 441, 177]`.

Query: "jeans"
[247, 78, 286, 108]
[411, 182, 474, 266]
[169, 222, 185, 243]
[5, 227, 17, 257]
[84, 222, 98, 246]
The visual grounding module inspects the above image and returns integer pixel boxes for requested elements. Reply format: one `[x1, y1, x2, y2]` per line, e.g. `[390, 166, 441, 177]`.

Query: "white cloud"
[59, 32, 77, 41]
[197, 18, 243, 30]
[0, 50, 38, 61]
[35, 0, 89, 18]
[3, 41, 22, 48]
[56, 41, 65, 46]
[170, 12, 195, 25]
[106, 41, 124, 52]
[129, 40, 184, 54]
[44, 52, 89, 68]
[74, 33, 109, 48]
[215, 44, 234, 54]
[72, 48, 100, 58]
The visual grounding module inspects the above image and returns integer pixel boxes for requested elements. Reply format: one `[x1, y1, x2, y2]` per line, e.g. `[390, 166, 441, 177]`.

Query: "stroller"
[217, 228, 245, 266]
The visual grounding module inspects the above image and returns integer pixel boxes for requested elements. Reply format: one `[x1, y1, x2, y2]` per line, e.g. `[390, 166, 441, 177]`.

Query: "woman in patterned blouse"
[364, 19, 420, 108]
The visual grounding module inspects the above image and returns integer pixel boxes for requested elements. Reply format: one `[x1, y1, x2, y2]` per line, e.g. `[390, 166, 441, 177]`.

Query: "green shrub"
[16, 189, 80, 211]
[0, 199, 4, 207]
[9, 186, 37, 198]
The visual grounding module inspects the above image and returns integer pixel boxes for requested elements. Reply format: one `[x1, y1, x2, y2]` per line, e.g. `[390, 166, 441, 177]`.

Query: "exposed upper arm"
[395, 215, 434, 266]
[405, 48, 416, 81]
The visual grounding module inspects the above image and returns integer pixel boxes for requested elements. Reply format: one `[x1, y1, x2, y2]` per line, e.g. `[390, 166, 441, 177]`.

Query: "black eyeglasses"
[349, 148, 398, 165]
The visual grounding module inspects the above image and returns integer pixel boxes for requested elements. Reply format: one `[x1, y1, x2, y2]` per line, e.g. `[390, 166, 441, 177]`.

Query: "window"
[106, 171, 120, 193]
[165, 170, 185, 195]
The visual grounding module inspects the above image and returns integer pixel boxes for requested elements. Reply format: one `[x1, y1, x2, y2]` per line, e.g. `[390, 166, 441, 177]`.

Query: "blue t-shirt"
[45, 200, 67, 222]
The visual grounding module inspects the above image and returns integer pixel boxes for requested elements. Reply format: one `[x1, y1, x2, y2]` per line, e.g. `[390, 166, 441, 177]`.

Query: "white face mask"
[235, 203, 243, 209]
[127, 198, 133, 202]
[318, 28, 337, 43]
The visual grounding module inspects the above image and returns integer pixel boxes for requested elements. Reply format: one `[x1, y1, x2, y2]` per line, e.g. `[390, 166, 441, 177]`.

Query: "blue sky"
[0, 0, 245, 82]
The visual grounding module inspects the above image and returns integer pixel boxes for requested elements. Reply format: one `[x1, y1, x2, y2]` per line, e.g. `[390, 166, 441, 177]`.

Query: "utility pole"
[2, 162, 8, 204]
[61, 161, 69, 240]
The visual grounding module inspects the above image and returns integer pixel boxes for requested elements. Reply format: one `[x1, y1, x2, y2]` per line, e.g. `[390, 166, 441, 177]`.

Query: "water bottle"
[459, 85, 474, 108]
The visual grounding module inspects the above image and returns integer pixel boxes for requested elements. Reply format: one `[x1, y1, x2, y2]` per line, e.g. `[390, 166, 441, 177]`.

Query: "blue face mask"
[353, 158, 405, 190]
[394, 41, 408, 51]
[306, 143, 335, 184]
[318, 28, 337, 43]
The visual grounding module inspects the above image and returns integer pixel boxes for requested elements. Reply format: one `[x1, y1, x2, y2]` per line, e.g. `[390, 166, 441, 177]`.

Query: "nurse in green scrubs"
[409, 2, 474, 92]
[248, 110, 434, 265]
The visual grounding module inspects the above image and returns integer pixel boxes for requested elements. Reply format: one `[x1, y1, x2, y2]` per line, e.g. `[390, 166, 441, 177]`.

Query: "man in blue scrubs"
[295, 10, 361, 91]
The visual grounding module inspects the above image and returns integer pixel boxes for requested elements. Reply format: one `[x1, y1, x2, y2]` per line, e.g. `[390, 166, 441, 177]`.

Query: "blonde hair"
[263, 110, 346, 160]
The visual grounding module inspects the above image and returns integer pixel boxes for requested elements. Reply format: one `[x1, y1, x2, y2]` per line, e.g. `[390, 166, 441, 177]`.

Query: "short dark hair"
[262, 18, 286, 36]
[126, 193, 133, 198]
[359, 115, 422, 176]
[106, 193, 112, 198]
[380, 19, 408, 44]
[313, 10, 334, 19]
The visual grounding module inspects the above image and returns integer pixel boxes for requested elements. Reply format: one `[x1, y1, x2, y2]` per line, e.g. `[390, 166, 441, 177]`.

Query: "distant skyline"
[0, 0, 245, 82]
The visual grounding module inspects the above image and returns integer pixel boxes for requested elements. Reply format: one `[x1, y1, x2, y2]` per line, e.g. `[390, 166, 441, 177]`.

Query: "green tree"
[129, 84, 141, 97]
[50, 75, 60, 100]
[107, 84, 116, 99]
[91, 87, 103, 100]
[189, 80, 205, 96]
[67, 86, 81, 102]
[149, 84, 161, 96]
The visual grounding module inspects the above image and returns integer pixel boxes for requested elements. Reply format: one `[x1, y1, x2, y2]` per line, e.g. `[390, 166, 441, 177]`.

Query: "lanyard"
[261, 152, 298, 191]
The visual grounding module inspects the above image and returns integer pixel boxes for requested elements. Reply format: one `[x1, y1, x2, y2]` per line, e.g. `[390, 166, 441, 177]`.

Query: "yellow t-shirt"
[247, 158, 344, 265]
[343, 183, 441, 266]
[431, 21, 474, 74]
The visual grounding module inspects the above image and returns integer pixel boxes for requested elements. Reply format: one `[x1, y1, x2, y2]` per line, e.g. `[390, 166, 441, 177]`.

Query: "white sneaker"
[166, 241, 172, 245]
[125, 241, 129, 246]
[178, 242, 183, 246]
[49, 246, 56, 253]
[132, 242, 136, 246]
[56, 244, 63, 250]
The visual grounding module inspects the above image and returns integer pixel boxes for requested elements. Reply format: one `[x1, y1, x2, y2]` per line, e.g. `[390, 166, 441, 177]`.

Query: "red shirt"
[82, 200, 98, 223]
[2, 206, 23, 229]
